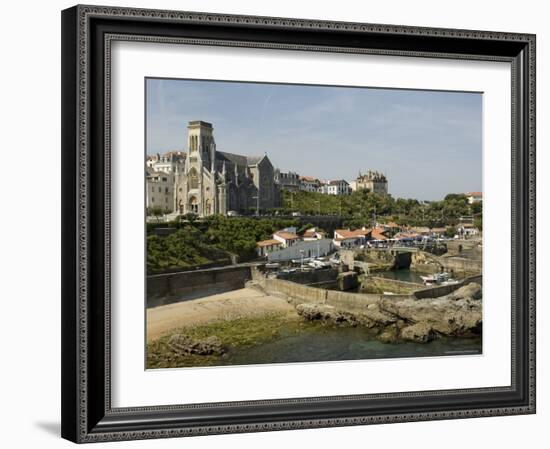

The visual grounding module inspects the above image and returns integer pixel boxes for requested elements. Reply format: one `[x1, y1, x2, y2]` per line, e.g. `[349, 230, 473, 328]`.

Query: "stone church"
[173, 120, 280, 216]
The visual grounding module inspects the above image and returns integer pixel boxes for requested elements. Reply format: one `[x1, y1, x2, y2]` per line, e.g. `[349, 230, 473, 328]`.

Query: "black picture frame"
[61, 4, 536, 443]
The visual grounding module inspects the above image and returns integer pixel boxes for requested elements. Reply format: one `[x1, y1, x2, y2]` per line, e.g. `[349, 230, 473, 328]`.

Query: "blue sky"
[146, 78, 482, 201]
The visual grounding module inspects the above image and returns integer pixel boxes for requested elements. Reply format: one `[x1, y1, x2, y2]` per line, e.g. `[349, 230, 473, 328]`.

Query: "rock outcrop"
[296, 282, 482, 343]
[169, 334, 225, 355]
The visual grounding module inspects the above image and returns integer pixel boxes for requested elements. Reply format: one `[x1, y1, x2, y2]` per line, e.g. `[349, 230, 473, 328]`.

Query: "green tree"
[445, 226, 457, 238]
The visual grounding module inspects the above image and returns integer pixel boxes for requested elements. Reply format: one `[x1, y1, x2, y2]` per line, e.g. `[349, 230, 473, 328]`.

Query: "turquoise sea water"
[217, 325, 481, 366]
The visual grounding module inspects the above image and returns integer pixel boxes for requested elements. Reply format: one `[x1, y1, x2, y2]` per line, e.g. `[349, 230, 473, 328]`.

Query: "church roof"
[217, 151, 265, 167]
[246, 156, 263, 165]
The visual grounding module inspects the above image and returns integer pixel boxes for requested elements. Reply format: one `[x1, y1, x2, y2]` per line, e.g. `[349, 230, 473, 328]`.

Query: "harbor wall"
[439, 257, 482, 275]
[413, 274, 483, 299]
[276, 267, 339, 285]
[260, 278, 405, 310]
[147, 265, 253, 307]
[257, 274, 482, 309]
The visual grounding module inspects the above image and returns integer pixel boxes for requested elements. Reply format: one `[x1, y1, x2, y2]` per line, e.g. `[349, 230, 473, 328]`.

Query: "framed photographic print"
[61, 4, 536, 443]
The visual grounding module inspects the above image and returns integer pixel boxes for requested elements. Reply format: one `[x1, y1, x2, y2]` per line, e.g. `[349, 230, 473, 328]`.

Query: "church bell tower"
[187, 120, 214, 168]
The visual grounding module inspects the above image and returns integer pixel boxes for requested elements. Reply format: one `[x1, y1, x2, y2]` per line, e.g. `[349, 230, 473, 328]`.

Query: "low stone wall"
[260, 278, 403, 312]
[413, 274, 483, 299]
[362, 276, 422, 295]
[258, 274, 482, 313]
[277, 267, 338, 285]
[147, 265, 253, 308]
[439, 257, 482, 275]
[368, 276, 422, 289]
[262, 278, 329, 304]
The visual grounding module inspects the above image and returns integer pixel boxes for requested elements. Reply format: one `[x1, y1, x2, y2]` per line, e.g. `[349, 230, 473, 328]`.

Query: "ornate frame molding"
[62, 4, 536, 443]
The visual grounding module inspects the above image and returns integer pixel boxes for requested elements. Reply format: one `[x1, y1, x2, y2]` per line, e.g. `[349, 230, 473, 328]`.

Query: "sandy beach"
[146, 287, 298, 342]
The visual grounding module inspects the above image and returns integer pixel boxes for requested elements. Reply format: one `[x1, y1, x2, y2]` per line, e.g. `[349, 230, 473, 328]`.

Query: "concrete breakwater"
[251, 275, 482, 343]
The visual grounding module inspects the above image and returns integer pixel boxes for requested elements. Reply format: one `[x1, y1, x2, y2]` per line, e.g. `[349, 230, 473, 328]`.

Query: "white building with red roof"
[256, 239, 283, 257]
[333, 228, 371, 248]
[272, 228, 300, 248]
[466, 191, 483, 204]
[299, 176, 321, 193]
[303, 227, 325, 241]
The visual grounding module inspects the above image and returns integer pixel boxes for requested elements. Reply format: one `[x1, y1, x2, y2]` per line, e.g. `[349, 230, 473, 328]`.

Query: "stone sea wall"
[147, 265, 253, 307]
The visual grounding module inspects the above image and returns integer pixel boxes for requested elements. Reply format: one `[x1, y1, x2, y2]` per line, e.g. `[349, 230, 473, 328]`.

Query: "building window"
[189, 168, 199, 189]
[158, 187, 161, 192]
[151, 197, 155, 202]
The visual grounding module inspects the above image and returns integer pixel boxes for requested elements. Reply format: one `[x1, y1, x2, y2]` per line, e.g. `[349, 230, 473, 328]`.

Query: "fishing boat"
[421, 272, 450, 285]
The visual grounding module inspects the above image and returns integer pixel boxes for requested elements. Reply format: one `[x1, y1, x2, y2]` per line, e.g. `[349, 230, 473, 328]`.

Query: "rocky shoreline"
[294, 282, 482, 343]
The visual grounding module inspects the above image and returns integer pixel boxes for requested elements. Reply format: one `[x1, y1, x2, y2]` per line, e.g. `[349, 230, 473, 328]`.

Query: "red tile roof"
[371, 228, 388, 240]
[274, 231, 299, 240]
[334, 229, 370, 239]
[256, 239, 283, 247]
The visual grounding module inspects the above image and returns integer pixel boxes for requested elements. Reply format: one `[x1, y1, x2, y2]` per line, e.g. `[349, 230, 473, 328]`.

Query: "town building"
[410, 226, 431, 236]
[146, 152, 186, 173]
[146, 170, 175, 212]
[370, 227, 389, 241]
[320, 179, 351, 195]
[256, 239, 283, 257]
[275, 170, 300, 191]
[299, 176, 321, 193]
[378, 221, 402, 236]
[353, 170, 388, 196]
[256, 227, 300, 257]
[303, 228, 325, 241]
[465, 191, 483, 204]
[333, 228, 371, 248]
[458, 223, 480, 237]
[266, 239, 334, 262]
[146, 154, 158, 169]
[273, 228, 300, 248]
[170, 120, 280, 216]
